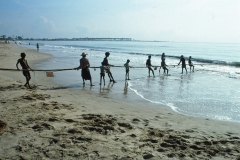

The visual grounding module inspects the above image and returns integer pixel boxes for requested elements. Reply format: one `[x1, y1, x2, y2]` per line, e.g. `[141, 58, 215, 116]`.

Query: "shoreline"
[0, 42, 239, 159]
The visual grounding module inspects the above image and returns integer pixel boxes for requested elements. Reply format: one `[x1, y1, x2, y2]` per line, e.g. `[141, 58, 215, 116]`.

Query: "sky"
[0, 0, 239, 42]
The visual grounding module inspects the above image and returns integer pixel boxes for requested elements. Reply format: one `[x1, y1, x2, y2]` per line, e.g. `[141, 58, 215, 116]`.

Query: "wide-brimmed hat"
[81, 52, 88, 56]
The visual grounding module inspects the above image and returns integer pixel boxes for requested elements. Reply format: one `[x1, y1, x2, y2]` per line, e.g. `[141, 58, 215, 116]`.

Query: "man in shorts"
[178, 55, 188, 74]
[16, 52, 33, 89]
[146, 55, 155, 77]
[102, 52, 116, 83]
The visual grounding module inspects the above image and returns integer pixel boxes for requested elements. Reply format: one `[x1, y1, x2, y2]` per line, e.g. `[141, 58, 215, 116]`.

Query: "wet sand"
[0, 42, 240, 159]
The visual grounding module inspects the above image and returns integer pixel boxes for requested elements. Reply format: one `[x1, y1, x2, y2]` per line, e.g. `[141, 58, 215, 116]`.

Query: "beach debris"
[0, 120, 7, 132]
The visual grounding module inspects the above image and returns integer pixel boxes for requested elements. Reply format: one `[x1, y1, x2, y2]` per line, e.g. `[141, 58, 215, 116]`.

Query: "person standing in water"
[124, 59, 131, 80]
[161, 56, 169, 75]
[178, 55, 187, 74]
[36, 43, 39, 50]
[159, 52, 165, 73]
[188, 56, 194, 72]
[102, 52, 116, 83]
[99, 62, 106, 85]
[16, 52, 33, 89]
[75, 52, 94, 86]
[146, 55, 155, 77]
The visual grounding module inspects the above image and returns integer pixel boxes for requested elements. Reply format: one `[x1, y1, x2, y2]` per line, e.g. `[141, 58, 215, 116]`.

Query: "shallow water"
[19, 41, 240, 123]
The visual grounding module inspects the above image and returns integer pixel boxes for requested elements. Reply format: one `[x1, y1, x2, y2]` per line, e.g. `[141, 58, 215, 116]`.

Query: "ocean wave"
[40, 42, 240, 67]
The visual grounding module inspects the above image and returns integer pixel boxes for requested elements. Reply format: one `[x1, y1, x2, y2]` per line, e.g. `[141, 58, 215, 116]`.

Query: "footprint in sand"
[21, 93, 51, 101]
[132, 118, 141, 124]
[32, 122, 54, 131]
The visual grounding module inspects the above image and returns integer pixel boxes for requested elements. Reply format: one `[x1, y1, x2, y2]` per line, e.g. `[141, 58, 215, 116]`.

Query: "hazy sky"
[0, 0, 239, 42]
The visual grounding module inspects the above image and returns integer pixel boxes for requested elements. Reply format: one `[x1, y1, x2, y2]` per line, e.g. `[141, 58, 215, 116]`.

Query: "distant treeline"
[21, 38, 133, 41]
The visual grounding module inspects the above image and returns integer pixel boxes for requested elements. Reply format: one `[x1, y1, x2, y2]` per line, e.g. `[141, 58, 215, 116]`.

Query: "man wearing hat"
[75, 52, 94, 86]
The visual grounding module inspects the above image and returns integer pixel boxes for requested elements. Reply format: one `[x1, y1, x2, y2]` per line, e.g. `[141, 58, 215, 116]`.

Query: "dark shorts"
[22, 71, 31, 77]
[126, 69, 129, 73]
[148, 67, 153, 71]
[105, 68, 111, 74]
[100, 73, 105, 77]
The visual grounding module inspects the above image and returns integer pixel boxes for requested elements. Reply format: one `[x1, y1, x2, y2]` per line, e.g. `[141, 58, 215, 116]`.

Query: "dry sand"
[0, 42, 240, 160]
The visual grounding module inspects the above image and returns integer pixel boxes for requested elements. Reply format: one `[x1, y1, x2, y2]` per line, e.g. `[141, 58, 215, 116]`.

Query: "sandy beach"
[0, 42, 240, 159]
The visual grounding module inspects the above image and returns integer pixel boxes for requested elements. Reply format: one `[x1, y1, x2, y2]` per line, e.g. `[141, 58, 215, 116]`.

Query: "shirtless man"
[16, 52, 33, 89]
[146, 55, 155, 77]
[178, 55, 187, 74]
[103, 52, 116, 83]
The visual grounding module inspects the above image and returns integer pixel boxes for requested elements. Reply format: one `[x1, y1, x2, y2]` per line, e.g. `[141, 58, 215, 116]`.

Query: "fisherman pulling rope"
[16, 52, 33, 89]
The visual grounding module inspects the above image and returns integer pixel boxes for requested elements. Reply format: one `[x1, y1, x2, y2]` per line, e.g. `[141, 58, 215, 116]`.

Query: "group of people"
[16, 51, 195, 89]
[74, 51, 117, 86]
[146, 53, 195, 77]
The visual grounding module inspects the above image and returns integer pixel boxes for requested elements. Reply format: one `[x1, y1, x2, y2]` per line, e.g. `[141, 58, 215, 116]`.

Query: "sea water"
[19, 41, 240, 123]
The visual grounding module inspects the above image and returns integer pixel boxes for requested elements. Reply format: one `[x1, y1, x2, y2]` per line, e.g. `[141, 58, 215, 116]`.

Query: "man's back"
[18, 58, 28, 69]
[146, 59, 151, 66]
[80, 57, 90, 69]
[103, 57, 109, 66]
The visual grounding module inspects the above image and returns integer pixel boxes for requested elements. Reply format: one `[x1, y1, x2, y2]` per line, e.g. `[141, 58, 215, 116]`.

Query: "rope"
[0, 68, 76, 72]
[0, 64, 211, 72]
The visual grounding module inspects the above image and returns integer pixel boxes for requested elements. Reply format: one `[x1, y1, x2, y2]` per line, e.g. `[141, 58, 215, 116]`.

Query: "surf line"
[0, 64, 209, 72]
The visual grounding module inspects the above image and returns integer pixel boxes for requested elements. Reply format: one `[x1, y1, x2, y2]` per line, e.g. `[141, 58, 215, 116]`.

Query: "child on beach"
[102, 52, 116, 83]
[146, 55, 155, 77]
[188, 56, 194, 72]
[124, 59, 131, 80]
[100, 62, 106, 85]
[16, 52, 33, 89]
[178, 55, 187, 74]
